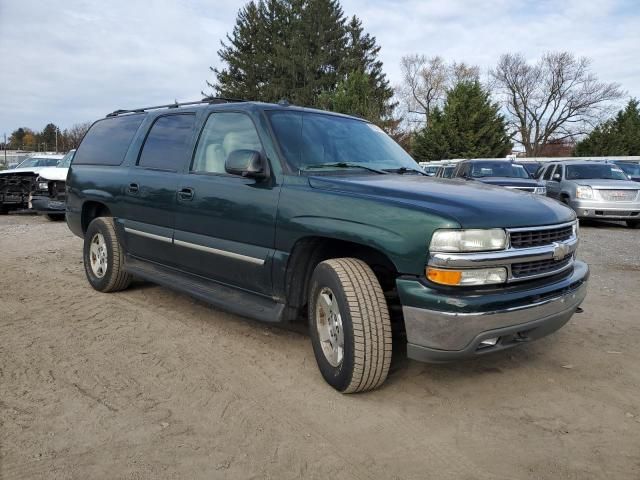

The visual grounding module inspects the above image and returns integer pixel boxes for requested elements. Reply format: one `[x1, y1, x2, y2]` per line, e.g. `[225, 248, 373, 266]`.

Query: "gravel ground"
[0, 214, 639, 480]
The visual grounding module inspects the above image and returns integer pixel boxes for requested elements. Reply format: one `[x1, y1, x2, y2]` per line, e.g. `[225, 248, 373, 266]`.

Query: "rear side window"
[74, 114, 145, 165]
[138, 114, 196, 171]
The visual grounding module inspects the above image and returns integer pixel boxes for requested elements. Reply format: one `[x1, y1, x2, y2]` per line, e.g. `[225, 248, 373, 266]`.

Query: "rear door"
[123, 113, 197, 266]
[173, 111, 280, 296]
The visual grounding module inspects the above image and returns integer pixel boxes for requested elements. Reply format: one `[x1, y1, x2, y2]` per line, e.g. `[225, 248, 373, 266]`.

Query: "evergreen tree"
[574, 99, 640, 156]
[210, 0, 394, 123]
[413, 81, 512, 161]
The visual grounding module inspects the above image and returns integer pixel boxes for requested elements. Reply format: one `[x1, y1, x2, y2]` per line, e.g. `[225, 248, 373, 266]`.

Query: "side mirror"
[225, 149, 268, 179]
[552, 173, 561, 181]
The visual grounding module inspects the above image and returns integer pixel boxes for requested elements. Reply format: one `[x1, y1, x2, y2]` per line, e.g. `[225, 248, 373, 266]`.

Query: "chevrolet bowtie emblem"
[552, 242, 571, 261]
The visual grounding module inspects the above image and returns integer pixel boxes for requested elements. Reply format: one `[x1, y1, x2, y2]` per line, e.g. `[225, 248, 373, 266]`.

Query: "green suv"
[66, 99, 589, 393]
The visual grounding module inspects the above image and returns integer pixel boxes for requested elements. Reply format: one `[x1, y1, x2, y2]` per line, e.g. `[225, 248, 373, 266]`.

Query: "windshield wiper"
[302, 162, 387, 174]
[382, 166, 426, 175]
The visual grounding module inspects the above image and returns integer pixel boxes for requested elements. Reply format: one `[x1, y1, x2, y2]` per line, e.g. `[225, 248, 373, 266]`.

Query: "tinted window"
[74, 114, 145, 165]
[138, 114, 196, 170]
[543, 165, 555, 180]
[191, 112, 262, 174]
[555, 165, 564, 179]
[469, 161, 530, 178]
[615, 162, 640, 176]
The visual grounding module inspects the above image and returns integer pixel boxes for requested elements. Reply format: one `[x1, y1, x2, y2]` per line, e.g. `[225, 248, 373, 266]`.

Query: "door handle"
[178, 187, 194, 201]
[127, 183, 139, 194]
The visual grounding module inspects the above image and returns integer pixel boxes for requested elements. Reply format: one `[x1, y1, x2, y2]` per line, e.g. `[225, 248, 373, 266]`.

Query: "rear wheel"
[627, 220, 640, 229]
[83, 217, 132, 292]
[308, 258, 392, 393]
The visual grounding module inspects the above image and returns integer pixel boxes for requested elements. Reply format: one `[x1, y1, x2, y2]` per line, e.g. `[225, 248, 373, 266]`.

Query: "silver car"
[538, 161, 640, 228]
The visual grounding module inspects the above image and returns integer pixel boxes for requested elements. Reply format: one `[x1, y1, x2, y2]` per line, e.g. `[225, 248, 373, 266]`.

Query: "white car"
[0, 154, 65, 214]
[31, 150, 75, 220]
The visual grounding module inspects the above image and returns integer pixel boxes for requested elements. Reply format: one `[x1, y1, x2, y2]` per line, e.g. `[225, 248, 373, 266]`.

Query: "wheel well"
[81, 201, 112, 233]
[283, 237, 401, 323]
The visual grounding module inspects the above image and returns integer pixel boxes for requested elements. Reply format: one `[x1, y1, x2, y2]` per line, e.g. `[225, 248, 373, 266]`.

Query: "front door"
[123, 113, 197, 266]
[173, 111, 280, 296]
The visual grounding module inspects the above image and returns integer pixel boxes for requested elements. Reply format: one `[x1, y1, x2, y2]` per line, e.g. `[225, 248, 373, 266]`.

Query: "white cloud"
[0, 0, 637, 135]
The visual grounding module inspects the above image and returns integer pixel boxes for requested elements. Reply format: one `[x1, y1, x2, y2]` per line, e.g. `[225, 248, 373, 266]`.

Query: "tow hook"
[575, 307, 584, 313]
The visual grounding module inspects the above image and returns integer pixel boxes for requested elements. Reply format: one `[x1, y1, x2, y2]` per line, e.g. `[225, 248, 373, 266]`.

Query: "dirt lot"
[1, 214, 639, 480]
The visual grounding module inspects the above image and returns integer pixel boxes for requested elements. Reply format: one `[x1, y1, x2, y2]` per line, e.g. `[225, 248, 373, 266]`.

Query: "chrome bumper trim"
[403, 278, 588, 351]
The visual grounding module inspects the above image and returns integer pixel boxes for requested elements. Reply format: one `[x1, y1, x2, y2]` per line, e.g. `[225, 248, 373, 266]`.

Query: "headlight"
[534, 186, 546, 195]
[38, 182, 48, 190]
[576, 186, 593, 199]
[429, 229, 507, 252]
[427, 267, 507, 286]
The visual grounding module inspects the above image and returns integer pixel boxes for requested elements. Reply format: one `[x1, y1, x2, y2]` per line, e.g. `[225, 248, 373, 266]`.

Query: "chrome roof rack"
[105, 97, 247, 117]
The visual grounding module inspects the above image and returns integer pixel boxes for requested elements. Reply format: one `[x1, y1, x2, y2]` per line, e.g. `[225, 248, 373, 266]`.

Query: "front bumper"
[31, 195, 66, 213]
[398, 260, 589, 362]
[570, 199, 640, 220]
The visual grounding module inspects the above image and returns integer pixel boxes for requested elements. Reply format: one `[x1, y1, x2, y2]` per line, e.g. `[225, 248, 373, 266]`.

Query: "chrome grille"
[511, 256, 573, 278]
[597, 189, 638, 202]
[509, 225, 574, 249]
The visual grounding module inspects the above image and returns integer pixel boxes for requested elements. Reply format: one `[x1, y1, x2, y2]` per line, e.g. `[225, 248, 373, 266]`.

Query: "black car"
[451, 159, 547, 195]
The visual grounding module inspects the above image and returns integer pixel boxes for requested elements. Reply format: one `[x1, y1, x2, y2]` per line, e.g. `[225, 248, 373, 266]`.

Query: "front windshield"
[17, 157, 60, 168]
[57, 150, 75, 168]
[267, 111, 420, 172]
[566, 164, 628, 180]
[520, 163, 540, 175]
[614, 162, 640, 177]
[470, 161, 530, 178]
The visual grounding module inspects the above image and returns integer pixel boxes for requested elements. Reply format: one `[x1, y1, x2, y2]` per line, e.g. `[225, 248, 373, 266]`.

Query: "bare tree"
[64, 122, 92, 150]
[490, 52, 624, 156]
[398, 55, 480, 127]
[398, 55, 448, 127]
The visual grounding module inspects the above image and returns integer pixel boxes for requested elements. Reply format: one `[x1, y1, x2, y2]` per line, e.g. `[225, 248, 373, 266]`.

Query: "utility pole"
[55, 128, 58, 153]
[3, 133, 6, 167]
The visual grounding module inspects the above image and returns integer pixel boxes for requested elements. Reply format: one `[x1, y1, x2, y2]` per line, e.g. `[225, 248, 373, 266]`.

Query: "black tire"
[627, 220, 640, 229]
[308, 258, 392, 393]
[46, 213, 65, 221]
[83, 217, 132, 292]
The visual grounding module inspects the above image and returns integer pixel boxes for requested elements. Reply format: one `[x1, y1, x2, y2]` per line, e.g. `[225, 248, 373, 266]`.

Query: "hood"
[35, 167, 69, 181]
[474, 177, 541, 188]
[573, 179, 639, 190]
[0, 166, 49, 176]
[308, 174, 575, 228]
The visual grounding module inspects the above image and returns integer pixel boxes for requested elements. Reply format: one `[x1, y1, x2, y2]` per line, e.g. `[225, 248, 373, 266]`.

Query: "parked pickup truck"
[66, 99, 589, 393]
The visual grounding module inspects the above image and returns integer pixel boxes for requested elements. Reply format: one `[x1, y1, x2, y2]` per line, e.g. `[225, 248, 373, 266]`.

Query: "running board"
[125, 256, 285, 323]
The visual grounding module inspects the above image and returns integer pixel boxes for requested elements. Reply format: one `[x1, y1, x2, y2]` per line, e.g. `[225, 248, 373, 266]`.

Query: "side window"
[191, 112, 262, 174]
[555, 165, 564, 179]
[543, 165, 556, 180]
[138, 114, 196, 171]
[74, 114, 145, 166]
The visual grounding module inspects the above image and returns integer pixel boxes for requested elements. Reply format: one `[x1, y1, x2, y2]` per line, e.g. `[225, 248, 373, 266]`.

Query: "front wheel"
[83, 217, 132, 292]
[308, 258, 392, 393]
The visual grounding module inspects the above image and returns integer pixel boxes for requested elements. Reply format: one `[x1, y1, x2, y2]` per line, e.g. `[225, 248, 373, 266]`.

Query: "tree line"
[4, 122, 92, 152]
[211, 0, 636, 160]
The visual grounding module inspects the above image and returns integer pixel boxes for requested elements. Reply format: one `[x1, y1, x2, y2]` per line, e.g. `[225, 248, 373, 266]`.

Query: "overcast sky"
[0, 0, 638, 136]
